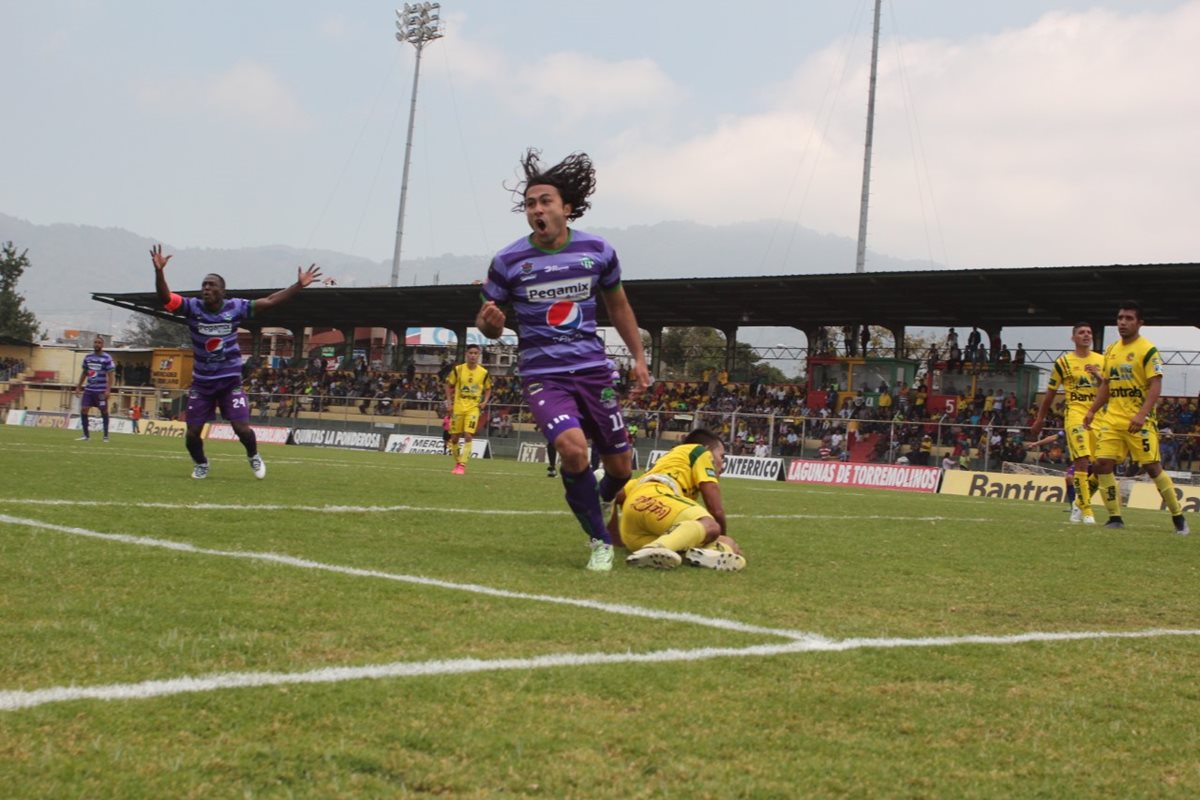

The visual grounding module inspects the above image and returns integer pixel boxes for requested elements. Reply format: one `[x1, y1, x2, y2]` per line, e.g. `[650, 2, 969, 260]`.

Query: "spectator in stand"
[973, 342, 988, 371]
[947, 342, 963, 374]
[997, 343, 1012, 373]
[1013, 343, 1026, 369]
[918, 433, 933, 465]
[859, 325, 870, 357]
[965, 327, 981, 361]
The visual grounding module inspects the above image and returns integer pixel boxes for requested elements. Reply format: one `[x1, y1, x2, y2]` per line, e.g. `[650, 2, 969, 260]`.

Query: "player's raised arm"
[151, 244, 174, 306]
[255, 264, 322, 314]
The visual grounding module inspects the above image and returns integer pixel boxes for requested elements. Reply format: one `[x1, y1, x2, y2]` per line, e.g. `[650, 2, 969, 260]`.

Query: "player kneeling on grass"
[612, 428, 745, 572]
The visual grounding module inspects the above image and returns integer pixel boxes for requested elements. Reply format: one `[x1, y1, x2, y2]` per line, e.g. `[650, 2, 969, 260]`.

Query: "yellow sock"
[1097, 472, 1121, 517]
[449, 440, 460, 461]
[1153, 471, 1183, 516]
[457, 440, 469, 466]
[1073, 474, 1094, 517]
[650, 520, 708, 552]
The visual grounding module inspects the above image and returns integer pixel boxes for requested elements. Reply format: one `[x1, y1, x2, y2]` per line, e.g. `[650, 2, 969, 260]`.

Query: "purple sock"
[598, 470, 628, 502]
[560, 467, 610, 544]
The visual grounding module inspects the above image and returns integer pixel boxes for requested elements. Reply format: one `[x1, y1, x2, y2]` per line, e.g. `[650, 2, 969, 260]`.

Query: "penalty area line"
[3, 628, 1199, 712]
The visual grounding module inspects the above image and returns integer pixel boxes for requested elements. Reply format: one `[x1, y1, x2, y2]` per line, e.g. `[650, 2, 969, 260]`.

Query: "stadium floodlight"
[389, 3, 445, 289]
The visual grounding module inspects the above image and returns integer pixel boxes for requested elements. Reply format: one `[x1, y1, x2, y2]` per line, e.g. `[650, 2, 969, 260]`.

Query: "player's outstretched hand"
[150, 244, 172, 271]
[297, 264, 322, 287]
[628, 360, 651, 401]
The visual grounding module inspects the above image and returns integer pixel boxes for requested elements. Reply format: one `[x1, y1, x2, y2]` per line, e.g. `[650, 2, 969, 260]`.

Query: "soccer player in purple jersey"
[74, 335, 115, 442]
[151, 244, 321, 480]
[476, 150, 650, 571]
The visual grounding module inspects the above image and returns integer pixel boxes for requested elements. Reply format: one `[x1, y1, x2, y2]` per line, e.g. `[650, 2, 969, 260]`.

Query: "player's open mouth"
[535, 219, 547, 231]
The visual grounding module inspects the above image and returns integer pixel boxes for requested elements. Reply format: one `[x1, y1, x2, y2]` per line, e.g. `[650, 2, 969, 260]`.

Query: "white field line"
[0, 513, 812, 641]
[0, 497, 989, 523]
[0, 499, 565, 516]
[0, 442, 457, 475]
[4, 628, 1199, 712]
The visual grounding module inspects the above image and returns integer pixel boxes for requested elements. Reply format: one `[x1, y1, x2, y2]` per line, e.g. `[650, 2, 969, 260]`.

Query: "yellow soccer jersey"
[1046, 351, 1105, 420]
[1101, 336, 1163, 425]
[447, 363, 492, 415]
[634, 443, 719, 501]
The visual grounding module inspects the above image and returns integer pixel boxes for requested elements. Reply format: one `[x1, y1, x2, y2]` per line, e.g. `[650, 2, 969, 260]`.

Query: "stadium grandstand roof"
[92, 262, 1199, 336]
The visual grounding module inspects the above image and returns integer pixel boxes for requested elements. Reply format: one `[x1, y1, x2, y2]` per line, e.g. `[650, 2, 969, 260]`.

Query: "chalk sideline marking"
[0, 498, 987, 524]
[4, 628, 1199, 712]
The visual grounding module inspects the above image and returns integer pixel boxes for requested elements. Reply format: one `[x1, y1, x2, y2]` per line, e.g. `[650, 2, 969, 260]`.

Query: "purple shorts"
[187, 376, 251, 426]
[80, 390, 108, 410]
[523, 367, 631, 455]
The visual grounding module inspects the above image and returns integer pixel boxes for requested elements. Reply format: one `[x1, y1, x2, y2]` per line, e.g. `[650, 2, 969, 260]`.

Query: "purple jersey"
[176, 296, 253, 383]
[80, 352, 115, 391]
[481, 229, 621, 377]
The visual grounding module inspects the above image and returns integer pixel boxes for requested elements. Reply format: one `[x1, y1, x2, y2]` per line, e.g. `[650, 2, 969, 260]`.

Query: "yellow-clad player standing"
[614, 428, 746, 571]
[1030, 322, 1105, 524]
[443, 344, 492, 475]
[1083, 301, 1188, 534]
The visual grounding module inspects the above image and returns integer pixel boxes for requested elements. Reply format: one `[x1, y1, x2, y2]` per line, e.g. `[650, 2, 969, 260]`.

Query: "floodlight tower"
[390, 3, 444, 287]
[854, 0, 882, 274]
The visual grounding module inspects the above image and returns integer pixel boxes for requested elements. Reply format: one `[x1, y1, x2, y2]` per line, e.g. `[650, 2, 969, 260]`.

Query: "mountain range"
[0, 211, 937, 345]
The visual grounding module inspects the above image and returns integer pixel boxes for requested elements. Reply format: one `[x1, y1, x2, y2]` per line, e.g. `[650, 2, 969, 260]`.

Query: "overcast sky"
[5, 0, 1197, 271]
[6, 1, 1200, 390]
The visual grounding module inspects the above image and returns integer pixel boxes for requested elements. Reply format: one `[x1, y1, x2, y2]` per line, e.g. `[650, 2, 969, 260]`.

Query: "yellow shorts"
[449, 410, 479, 436]
[1095, 421, 1160, 465]
[1064, 418, 1096, 462]
[618, 482, 712, 551]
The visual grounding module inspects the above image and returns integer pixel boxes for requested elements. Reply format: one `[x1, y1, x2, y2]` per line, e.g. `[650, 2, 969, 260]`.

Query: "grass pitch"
[1, 425, 1199, 798]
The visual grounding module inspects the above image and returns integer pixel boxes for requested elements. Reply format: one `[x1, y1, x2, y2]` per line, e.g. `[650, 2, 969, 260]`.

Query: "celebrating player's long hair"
[509, 149, 596, 220]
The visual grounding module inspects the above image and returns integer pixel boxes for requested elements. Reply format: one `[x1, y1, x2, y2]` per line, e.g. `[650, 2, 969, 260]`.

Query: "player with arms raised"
[476, 149, 650, 571]
[1083, 301, 1187, 534]
[1030, 322, 1104, 523]
[151, 244, 321, 479]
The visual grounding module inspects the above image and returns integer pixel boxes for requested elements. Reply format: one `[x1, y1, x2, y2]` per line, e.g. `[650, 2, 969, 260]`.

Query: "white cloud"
[600, 2, 1200, 268]
[438, 15, 680, 126]
[137, 61, 308, 131]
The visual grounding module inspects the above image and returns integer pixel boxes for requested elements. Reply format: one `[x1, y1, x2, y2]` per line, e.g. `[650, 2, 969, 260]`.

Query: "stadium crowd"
[228, 360, 1200, 472]
[0, 357, 27, 381]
